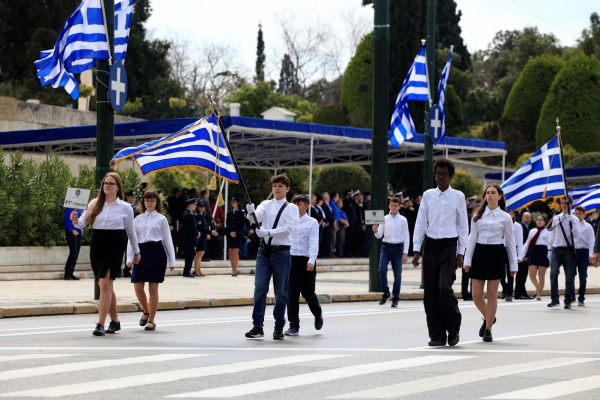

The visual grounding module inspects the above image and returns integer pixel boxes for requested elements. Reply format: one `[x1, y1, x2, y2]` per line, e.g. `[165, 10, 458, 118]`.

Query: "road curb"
[1, 286, 598, 318]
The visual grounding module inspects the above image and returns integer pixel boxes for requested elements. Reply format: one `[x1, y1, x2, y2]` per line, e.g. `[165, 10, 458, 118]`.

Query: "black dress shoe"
[63, 274, 72, 280]
[145, 321, 156, 331]
[93, 323, 105, 336]
[505, 295, 513, 302]
[273, 329, 284, 340]
[105, 321, 121, 334]
[479, 317, 497, 337]
[202, 257, 211, 262]
[428, 339, 446, 347]
[182, 273, 195, 278]
[483, 329, 493, 342]
[139, 312, 149, 326]
[70, 274, 80, 280]
[448, 332, 459, 346]
[500, 292, 507, 299]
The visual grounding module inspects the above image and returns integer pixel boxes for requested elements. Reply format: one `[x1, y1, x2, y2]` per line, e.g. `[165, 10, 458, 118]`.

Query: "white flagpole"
[100, 0, 113, 65]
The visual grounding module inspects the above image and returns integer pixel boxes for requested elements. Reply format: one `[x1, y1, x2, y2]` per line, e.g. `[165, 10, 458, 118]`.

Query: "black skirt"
[90, 229, 128, 281]
[529, 244, 550, 267]
[469, 243, 509, 280]
[131, 241, 167, 283]
[196, 236, 207, 252]
[228, 235, 243, 249]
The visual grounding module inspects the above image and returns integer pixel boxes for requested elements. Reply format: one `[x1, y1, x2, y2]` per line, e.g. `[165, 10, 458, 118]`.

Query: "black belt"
[425, 236, 458, 244]
[383, 242, 404, 248]
[555, 246, 570, 250]
[270, 245, 291, 252]
[576, 248, 589, 252]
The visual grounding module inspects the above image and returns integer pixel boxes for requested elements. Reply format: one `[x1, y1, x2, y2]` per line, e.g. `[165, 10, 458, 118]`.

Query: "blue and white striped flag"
[435, 48, 453, 145]
[34, 0, 110, 100]
[390, 45, 430, 148]
[501, 135, 566, 212]
[114, 0, 135, 61]
[110, 114, 240, 183]
[569, 184, 600, 213]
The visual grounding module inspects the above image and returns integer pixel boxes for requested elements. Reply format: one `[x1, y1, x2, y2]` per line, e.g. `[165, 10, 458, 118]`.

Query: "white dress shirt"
[464, 207, 518, 272]
[512, 221, 524, 260]
[291, 213, 319, 264]
[523, 228, 549, 252]
[126, 211, 176, 266]
[76, 198, 139, 254]
[413, 186, 469, 254]
[575, 219, 595, 257]
[249, 197, 299, 246]
[374, 212, 410, 253]
[547, 213, 580, 251]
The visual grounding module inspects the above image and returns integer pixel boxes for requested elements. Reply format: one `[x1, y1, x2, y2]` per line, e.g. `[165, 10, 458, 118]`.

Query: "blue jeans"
[550, 248, 575, 305]
[65, 231, 82, 274]
[572, 249, 589, 303]
[378, 244, 404, 299]
[252, 248, 291, 330]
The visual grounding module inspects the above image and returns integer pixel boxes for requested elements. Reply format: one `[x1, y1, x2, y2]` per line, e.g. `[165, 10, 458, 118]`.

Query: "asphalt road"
[0, 296, 599, 399]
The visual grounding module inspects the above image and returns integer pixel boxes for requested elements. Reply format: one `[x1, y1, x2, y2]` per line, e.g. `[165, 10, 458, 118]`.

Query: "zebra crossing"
[0, 350, 599, 399]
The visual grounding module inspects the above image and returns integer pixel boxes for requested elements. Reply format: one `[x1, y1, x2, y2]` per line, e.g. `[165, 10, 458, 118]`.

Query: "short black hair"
[200, 189, 209, 197]
[293, 194, 310, 206]
[433, 159, 455, 177]
[172, 189, 180, 195]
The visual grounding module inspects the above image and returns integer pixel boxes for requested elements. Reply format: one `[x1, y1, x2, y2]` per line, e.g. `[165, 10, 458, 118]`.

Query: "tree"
[451, 170, 482, 198]
[313, 105, 348, 126]
[578, 12, 600, 59]
[504, 55, 565, 144]
[255, 24, 265, 83]
[444, 85, 464, 136]
[436, 0, 470, 71]
[314, 166, 371, 197]
[536, 55, 600, 152]
[278, 54, 297, 96]
[341, 32, 373, 128]
[568, 152, 600, 168]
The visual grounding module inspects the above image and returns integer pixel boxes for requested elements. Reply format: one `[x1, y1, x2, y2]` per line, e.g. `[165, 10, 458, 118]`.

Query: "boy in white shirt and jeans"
[372, 197, 409, 308]
[285, 194, 324, 336]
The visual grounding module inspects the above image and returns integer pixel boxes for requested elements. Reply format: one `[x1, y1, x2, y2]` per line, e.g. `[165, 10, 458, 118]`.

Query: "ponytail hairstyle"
[88, 172, 124, 228]
[472, 184, 507, 222]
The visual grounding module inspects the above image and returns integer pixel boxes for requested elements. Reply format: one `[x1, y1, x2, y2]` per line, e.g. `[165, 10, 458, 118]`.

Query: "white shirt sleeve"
[504, 215, 518, 272]
[249, 200, 268, 224]
[126, 216, 138, 263]
[161, 216, 177, 267]
[523, 229, 534, 255]
[514, 223, 524, 260]
[269, 204, 299, 237]
[374, 222, 384, 240]
[123, 203, 140, 255]
[456, 197, 469, 255]
[464, 218, 479, 267]
[403, 218, 410, 255]
[413, 194, 428, 252]
[74, 199, 96, 229]
[308, 220, 319, 265]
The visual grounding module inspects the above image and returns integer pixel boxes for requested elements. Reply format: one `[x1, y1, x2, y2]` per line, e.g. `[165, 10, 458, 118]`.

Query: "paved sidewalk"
[0, 265, 598, 318]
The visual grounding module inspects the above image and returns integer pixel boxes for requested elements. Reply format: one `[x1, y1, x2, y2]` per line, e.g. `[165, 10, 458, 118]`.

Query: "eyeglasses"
[103, 182, 117, 187]
[435, 173, 449, 178]
[144, 199, 157, 203]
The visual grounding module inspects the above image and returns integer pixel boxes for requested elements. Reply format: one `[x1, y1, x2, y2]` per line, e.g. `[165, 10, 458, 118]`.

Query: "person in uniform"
[244, 174, 299, 340]
[181, 198, 199, 278]
[342, 190, 356, 257]
[468, 195, 478, 206]
[227, 196, 246, 276]
[352, 190, 365, 256]
[412, 159, 468, 347]
[285, 194, 323, 336]
[403, 197, 416, 255]
[193, 201, 212, 277]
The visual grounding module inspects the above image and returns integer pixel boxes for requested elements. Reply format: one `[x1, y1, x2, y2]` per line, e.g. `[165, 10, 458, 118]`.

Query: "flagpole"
[213, 108, 260, 227]
[556, 118, 572, 214]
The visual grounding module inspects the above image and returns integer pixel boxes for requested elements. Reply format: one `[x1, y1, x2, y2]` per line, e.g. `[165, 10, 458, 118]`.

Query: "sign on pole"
[63, 187, 91, 210]
[109, 61, 128, 112]
[428, 104, 443, 144]
[365, 210, 385, 225]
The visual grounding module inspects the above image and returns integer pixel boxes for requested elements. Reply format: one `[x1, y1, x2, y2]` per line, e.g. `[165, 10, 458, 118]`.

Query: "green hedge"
[314, 166, 371, 197]
[451, 169, 482, 198]
[504, 55, 565, 142]
[536, 55, 600, 151]
[341, 32, 373, 129]
[313, 105, 348, 126]
[567, 152, 600, 167]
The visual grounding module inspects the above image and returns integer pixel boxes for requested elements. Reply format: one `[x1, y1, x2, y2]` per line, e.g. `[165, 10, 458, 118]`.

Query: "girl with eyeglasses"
[523, 215, 550, 300]
[125, 190, 176, 331]
[71, 172, 140, 336]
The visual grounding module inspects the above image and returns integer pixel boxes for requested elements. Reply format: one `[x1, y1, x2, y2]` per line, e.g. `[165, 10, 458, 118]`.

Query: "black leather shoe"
[70, 274, 80, 280]
[500, 292, 507, 299]
[505, 295, 513, 302]
[483, 329, 493, 342]
[273, 329, 284, 340]
[428, 339, 446, 347]
[448, 332, 459, 346]
[93, 323, 105, 336]
[63, 274, 72, 280]
[315, 316, 324, 330]
[106, 321, 121, 334]
[479, 317, 496, 337]
[139, 312, 149, 326]
[145, 321, 156, 331]
[182, 273, 195, 278]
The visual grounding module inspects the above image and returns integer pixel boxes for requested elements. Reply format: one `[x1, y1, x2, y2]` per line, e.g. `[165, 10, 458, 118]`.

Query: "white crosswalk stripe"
[327, 357, 600, 398]
[0, 354, 208, 382]
[484, 373, 600, 399]
[0, 354, 345, 398]
[166, 355, 473, 398]
[0, 354, 78, 363]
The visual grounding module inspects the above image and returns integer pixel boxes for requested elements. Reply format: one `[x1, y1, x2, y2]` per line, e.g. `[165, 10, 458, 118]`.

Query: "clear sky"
[146, 0, 599, 77]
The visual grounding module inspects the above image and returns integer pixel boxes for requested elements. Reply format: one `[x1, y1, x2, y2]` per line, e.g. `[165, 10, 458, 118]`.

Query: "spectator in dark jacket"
[63, 208, 83, 280]
[227, 196, 245, 276]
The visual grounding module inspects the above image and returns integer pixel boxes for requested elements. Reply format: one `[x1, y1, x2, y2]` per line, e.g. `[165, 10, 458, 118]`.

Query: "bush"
[536, 55, 600, 151]
[567, 152, 600, 167]
[314, 166, 371, 197]
[312, 105, 348, 126]
[504, 55, 565, 142]
[341, 32, 373, 128]
[451, 169, 482, 198]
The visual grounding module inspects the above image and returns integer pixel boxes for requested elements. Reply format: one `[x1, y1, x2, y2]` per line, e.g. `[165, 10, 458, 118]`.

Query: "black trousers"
[423, 238, 461, 341]
[461, 268, 471, 299]
[183, 244, 196, 274]
[344, 225, 355, 256]
[514, 260, 529, 297]
[320, 226, 332, 258]
[500, 263, 514, 296]
[287, 256, 322, 329]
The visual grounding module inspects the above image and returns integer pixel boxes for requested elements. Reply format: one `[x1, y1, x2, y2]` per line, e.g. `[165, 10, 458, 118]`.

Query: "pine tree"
[255, 23, 265, 83]
[278, 54, 296, 96]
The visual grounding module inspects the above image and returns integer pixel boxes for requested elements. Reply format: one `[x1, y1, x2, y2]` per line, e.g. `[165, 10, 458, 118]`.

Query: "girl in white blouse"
[464, 184, 518, 343]
[126, 190, 176, 331]
[71, 172, 140, 336]
[523, 215, 550, 300]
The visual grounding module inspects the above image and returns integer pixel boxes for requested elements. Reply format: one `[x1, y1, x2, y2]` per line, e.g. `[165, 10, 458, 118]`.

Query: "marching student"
[515, 212, 533, 299]
[464, 185, 518, 343]
[572, 206, 595, 306]
[523, 215, 550, 300]
[181, 198, 199, 278]
[244, 174, 299, 340]
[126, 190, 176, 331]
[413, 159, 468, 347]
[372, 197, 410, 308]
[547, 196, 579, 309]
[71, 172, 140, 336]
[193, 201, 212, 277]
[285, 195, 323, 336]
[227, 196, 245, 276]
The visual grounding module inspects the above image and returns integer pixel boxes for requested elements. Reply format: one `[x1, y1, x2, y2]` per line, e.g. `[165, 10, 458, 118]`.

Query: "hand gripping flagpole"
[556, 118, 572, 215]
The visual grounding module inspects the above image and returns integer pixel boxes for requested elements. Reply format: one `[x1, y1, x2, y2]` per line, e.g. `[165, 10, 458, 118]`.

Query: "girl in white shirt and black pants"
[72, 172, 140, 336]
[464, 184, 518, 342]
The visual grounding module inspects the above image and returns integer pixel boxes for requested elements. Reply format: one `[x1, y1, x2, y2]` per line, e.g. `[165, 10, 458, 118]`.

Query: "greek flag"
[390, 45, 430, 148]
[569, 184, 600, 212]
[110, 114, 240, 183]
[501, 135, 566, 212]
[34, 0, 109, 100]
[435, 48, 453, 145]
[114, 0, 135, 61]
